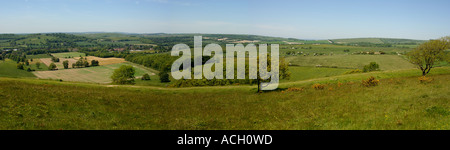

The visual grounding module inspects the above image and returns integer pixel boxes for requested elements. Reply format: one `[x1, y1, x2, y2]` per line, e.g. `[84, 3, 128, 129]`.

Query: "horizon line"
[0, 31, 432, 41]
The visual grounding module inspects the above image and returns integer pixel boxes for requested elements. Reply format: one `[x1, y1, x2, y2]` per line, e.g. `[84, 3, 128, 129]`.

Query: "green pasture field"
[51, 52, 86, 58]
[333, 38, 384, 44]
[0, 59, 36, 78]
[283, 66, 352, 82]
[0, 67, 448, 130]
[285, 55, 416, 70]
[280, 44, 413, 55]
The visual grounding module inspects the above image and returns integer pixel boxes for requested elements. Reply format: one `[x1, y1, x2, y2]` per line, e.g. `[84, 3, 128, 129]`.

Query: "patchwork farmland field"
[51, 52, 86, 58]
[85, 56, 126, 66]
[39, 55, 125, 69]
[33, 62, 156, 83]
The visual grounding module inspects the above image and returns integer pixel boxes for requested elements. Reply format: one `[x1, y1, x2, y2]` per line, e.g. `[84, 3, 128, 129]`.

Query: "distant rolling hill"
[331, 38, 426, 45]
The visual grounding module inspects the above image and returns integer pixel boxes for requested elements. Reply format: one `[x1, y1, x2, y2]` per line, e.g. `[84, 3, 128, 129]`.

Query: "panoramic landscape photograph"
[0, 0, 449, 136]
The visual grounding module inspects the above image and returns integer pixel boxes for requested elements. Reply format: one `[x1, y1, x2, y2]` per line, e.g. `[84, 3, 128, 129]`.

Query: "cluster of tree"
[82, 51, 128, 58]
[72, 57, 90, 68]
[25, 49, 69, 55]
[16, 61, 37, 72]
[3, 51, 27, 63]
[125, 53, 177, 72]
[91, 60, 100, 66]
[171, 57, 291, 90]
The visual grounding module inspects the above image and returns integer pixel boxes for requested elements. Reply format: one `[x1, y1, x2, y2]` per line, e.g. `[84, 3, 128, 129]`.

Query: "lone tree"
[91, 60, 100, 66]
[63, 60, 69, 69]
[48, 63, 57, 70]
[36, 62, 41, 69]
[111, 65, 136, 84]
[407, 38, 449, 76]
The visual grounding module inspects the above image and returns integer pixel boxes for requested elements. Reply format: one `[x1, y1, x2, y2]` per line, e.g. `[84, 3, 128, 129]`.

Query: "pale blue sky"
[0, 0, 449, 40]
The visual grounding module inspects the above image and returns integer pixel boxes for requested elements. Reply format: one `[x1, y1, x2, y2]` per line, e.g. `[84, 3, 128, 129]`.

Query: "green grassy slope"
[0, 59, 36, 78]
[0, 72, 448, 130]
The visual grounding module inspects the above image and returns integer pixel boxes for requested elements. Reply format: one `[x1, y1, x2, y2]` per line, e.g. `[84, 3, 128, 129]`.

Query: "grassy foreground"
[0, 72, 448, 130]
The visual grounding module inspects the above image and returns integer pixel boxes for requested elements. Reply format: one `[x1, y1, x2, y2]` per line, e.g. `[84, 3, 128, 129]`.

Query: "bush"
[48, 63, 57, 70]
[91, 60, 100, 66]
[159, 71, 170, 83]
[345, 69, 363, 74]
[63, 60, 69, 69]
[312, 83, 325, 90]
[111, 65, 135, 85]
[285, 87, 304, 92]
[141, 73, 151, 80]
[362, 76, 379, 87]
[363, 62, 380, 72]
[418, 76, 432, 84]
[51, 56, 60, 62]
[16, 63, 24, 70]
[36, 62, 41, 69]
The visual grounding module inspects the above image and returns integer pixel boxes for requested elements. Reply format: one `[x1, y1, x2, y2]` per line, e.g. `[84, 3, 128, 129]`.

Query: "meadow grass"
[51, 52, 86, 58]
[0, 72, 448, 130]
[282, 66, 351, 82]
[0, 59, 35, 78]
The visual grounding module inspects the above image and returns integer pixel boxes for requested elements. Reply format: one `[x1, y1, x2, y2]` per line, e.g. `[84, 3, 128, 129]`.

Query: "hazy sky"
[1, 0, 449, 40]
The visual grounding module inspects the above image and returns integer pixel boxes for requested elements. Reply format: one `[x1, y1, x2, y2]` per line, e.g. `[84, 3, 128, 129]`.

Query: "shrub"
[345, 69, 363, 74]
[141, 73, 151, 80]
[111, 65, 135, 84]
[51, 56, 60, 62]
[286, 87, 304, 92]
[91, 60, 100, 66]
[159, 71, 170, 83]
[48, 63, 57, 70]
[363, 62, 379, 72]
[418, 76, 432, 84]
[36, 62, 41, 69]
[362, 76, 379, 87]
[425, 106, 449, 116]
[16, 63, 24, 70]
[312, 83, 325, 90]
